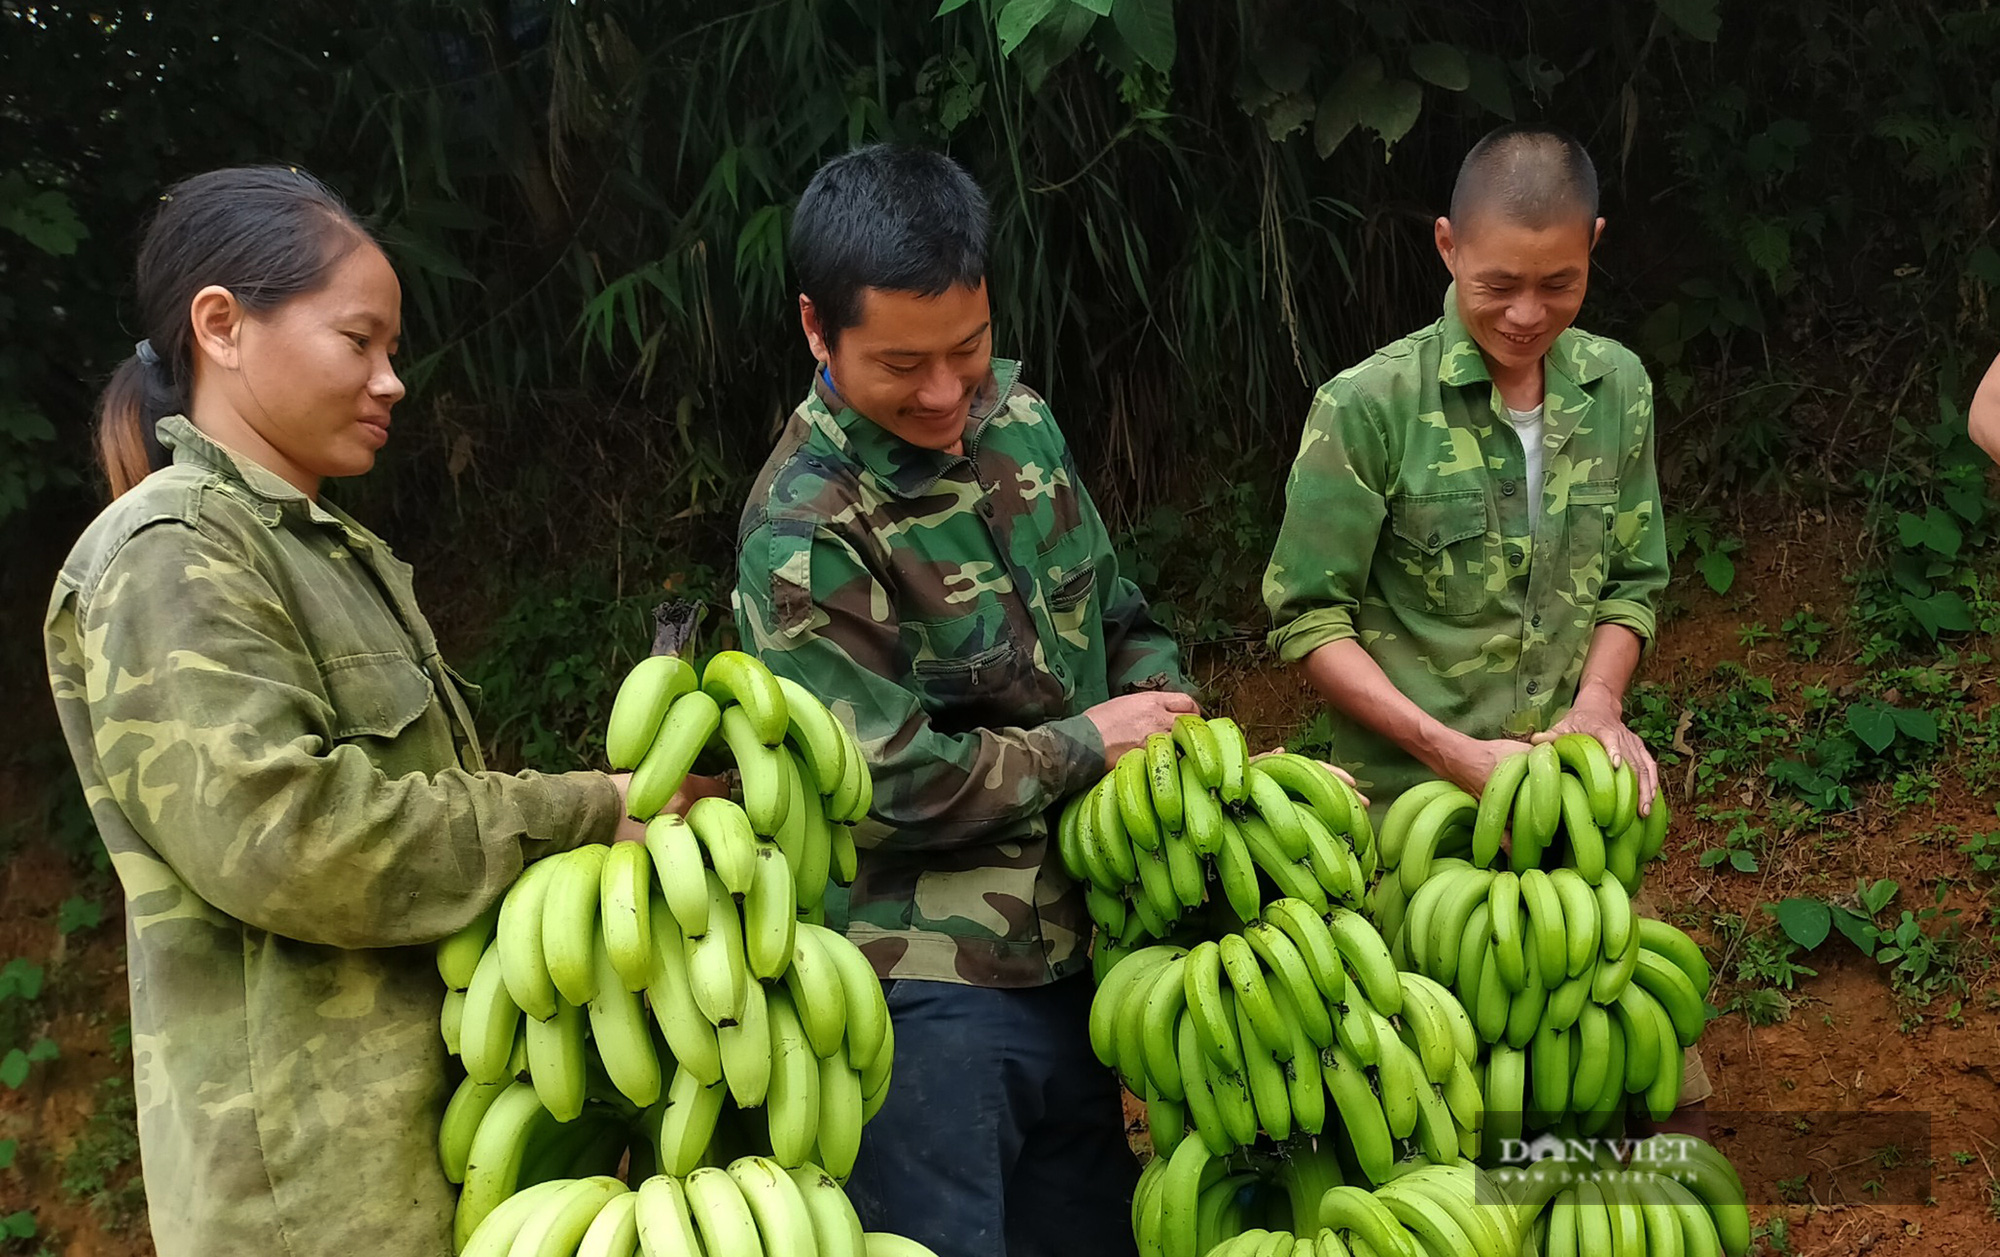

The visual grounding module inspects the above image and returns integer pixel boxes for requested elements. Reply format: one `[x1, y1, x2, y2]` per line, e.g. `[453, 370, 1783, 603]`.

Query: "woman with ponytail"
[45, 167, 708, 1255]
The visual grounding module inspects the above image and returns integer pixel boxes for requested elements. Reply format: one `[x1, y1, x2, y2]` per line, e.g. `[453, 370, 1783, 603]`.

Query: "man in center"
[1263, 124, 1711, 1116]
[733, 144, 1197, 1256]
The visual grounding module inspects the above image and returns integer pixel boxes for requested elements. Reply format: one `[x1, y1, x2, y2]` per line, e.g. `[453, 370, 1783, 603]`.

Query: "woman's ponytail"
[94, 341, 179, 499]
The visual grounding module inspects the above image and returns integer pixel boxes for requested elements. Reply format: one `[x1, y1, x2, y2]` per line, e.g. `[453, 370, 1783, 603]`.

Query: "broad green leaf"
[1071, 0, 1115, 15]
[1466, 53, 1516, 120]
[996, 0, 1061, 55]
[1773, 897, 1830, 949]
[1, 1210, 34, 1240]
[1656, 0, 1720, 41]
[25, 1038, 56, 1064]
[1829, 906, 1877, 955]
[1409, 44, 1471, 92]
[0, 174, 87, 256]
[1846, 702, 1896, 753]
[1729, 849, 1759, 873]
[0, 1139, 14, 1169]
[1696, 549, 1735, 594]
[1110, 0, 1175, 73]
[1860, 878, 1898, 915]
[1891, 706, 1938, 743]
[1314, 57, 1384, 158]
[0, 959, 42, 1002]
[1356, 78, 1423, 151]
[0, 1050, 26, 1090]
[936, 0, 976, 13]
[57, 895, 102, 936]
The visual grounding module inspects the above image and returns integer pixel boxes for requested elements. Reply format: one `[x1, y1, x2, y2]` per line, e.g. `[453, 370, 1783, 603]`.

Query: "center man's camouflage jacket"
[734, 360, 1188, 987]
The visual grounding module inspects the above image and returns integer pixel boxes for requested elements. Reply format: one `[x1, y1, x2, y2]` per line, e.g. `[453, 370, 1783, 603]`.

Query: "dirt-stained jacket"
[1264, 287, 1668, 807]
[43, 416, 620, 1257]
[734, 361, 1187, 987]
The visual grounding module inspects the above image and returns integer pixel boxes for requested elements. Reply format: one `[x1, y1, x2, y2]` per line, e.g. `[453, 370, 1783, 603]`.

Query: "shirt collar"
[155, 414, 357, 533]
[1435, 282, 1616, 392]
[804, 358, 1023, 499]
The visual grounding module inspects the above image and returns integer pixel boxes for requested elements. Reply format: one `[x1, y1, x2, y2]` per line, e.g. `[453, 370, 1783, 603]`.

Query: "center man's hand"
[1085, 691, 1202, 768]
[1532, 692, 1661, 814]
[1434, 733, 1537, 799]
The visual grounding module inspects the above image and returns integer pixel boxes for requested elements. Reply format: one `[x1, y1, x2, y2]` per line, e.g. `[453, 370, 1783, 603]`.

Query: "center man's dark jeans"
[842, 973, 1142, 1257]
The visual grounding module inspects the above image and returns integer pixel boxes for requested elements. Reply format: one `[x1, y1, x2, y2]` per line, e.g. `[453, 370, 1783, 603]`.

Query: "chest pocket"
[319, 651, 436, 743]
[906, 606, 1037, 735]
[1562, 479, 1621, 607]
[1385, 490, 1491, 617]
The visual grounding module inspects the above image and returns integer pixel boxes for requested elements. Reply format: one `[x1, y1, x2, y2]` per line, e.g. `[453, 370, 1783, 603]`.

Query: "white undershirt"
[1507, 404, 1545, 532]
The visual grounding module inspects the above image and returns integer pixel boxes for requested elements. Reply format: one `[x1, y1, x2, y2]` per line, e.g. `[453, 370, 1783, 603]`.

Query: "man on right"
[1263, 124, 1711, 1117]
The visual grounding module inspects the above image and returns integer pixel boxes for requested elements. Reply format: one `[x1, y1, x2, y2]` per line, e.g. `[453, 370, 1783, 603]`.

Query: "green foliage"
[0, 959, 55, 1092]
[60, 1075, 144, 1227]
[55, 897, 102, 937]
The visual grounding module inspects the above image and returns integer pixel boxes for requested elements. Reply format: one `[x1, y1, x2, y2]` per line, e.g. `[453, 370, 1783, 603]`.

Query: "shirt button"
[1508, 548, 1524, 566]
[978, 501, 995, 518]
[1526, 679, 1540, 695]
[1501, 480, 1516, 496]
[1532, 614, 1543, 628]
[1427, 532, 1441, 547]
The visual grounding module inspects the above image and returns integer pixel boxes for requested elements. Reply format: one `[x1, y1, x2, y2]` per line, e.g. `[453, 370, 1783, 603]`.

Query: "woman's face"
[199, 240, 406, 496]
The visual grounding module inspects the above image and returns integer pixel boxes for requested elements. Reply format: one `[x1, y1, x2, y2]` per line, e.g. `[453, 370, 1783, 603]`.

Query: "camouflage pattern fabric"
[734, 361, 1188, 988]
[43, 416, 620, 1257]
[1264, 286, 1668, 807]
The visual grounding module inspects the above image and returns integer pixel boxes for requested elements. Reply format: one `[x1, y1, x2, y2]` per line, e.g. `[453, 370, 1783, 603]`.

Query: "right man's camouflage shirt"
[44, 416, 619, 1256]
[1264, 286, 1669, 808]
[734, 360, 1188, 988]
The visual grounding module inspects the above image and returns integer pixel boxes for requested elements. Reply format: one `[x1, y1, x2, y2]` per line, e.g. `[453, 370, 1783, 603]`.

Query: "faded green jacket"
[1264, 288, 1668, 807]
[734, 362, 1187, 988]
[43, 416, 620, 1257]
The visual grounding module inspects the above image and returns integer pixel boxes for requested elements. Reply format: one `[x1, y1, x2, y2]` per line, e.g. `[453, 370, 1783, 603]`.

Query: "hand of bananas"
[436, 652, 906, 1253]
[1092, 900, 1483, 1182]
[1061, 717, 1375, 944]
[1500, 1134, 1752, 1257]
[453, 1155, 945, 1257]
[1135, 1137, 1525, 1257]
[1373, 736, 1668, 919]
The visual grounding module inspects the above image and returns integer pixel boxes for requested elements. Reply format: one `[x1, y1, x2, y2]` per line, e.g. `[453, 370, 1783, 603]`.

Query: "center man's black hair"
[789, 144, 990, 347]
[1448, 125, 1599, 231]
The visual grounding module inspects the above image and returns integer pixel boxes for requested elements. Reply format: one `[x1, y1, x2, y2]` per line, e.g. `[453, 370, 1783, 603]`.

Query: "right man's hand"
[1085, 691, 1202, 768]
[1432, 733, 1536, 798]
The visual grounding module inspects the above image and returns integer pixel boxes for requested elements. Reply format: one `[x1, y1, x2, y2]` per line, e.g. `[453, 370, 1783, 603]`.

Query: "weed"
[1781, 609, 1830, 660]
[59, 1075, 143, 1227]
[1737, 621, 1774, 648]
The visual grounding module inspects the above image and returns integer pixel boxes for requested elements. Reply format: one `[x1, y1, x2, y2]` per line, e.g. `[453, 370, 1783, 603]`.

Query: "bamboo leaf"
[1657, 0, 1721, 41]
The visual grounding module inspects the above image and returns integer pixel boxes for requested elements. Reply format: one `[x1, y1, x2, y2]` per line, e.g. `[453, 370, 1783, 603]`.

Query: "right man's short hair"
[1448, 125, 1599, 232]
[790, 144, 990, 346]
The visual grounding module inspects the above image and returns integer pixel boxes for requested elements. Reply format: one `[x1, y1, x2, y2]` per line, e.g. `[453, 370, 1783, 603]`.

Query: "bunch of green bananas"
[438, 891, 894, 1244]
[609, 651, 873, 912]
[454, 1155, 945, 1257]
[1092, 901, 1483, 1181]
[1377, 855, 1710, 1147]
[1369, 734, 1670, 950]
[1501, 1135, 1751, 1257]
[1059, 717, 1374, 944]
[1134, 1136, 1523, 1257]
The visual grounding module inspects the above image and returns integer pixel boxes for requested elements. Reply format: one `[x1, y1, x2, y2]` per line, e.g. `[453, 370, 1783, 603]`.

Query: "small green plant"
[1698, 808, 1766, 873]
[1781, 609, 1830, 660]
[60, 1075, 143, 1227]
[1736, 925, 1818, 990]
[55, 896, 102, 937]
[1736, 621, 1774, 648]
[1731, 987, 1794, 1026]
[1953, 1151, 1977, 1167]
[0, 959, 56, 1091]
